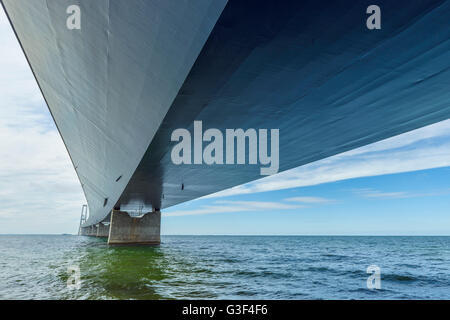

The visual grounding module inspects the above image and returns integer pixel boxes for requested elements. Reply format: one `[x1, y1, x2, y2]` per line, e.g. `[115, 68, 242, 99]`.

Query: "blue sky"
[0, 7, 449, 235]
[163, 168, 450, 235]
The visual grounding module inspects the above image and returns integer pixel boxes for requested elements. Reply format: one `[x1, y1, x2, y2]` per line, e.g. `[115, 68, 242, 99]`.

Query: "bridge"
[2, 0, 450, 244]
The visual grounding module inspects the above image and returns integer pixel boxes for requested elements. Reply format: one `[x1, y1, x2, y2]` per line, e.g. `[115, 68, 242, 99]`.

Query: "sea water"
[0, 235, 449, 299]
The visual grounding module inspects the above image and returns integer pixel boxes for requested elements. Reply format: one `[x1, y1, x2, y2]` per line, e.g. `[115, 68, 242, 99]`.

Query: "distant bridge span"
[3, 0, 450, 243]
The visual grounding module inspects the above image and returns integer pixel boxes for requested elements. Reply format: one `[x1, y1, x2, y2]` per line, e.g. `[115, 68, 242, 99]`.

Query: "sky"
[0, 7, 449, 235]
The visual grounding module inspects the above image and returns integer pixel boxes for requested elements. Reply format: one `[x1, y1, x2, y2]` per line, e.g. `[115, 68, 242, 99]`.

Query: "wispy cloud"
[285, 196, 334, 204]
[353, 189, 410, 199]
[165, 198, 333, 217]
[352, 188, 450, 200]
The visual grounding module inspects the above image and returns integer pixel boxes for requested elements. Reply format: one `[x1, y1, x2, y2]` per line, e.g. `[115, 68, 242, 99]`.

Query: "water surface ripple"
[0, 235, 449, 299]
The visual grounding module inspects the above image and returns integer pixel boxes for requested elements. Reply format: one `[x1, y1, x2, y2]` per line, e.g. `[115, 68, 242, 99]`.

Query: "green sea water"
[0, 235, 449, 299]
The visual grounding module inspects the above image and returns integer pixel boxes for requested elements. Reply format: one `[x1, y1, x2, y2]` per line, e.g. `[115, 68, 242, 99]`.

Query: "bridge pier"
[79, 210, 160, 245]
[79, 227, 87, 236]
[96, 222, 110, 237]
[89, 225, 96, 236]
[80, 225, 97, 236]
[107, 210, 161, 245]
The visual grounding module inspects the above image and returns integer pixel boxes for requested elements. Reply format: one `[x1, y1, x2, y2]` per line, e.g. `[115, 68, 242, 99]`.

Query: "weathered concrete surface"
[96, 223, 109, 237]
[81, 225, 97, 236]
[107, 210, 161, 245]
[79, 227, 87, 236]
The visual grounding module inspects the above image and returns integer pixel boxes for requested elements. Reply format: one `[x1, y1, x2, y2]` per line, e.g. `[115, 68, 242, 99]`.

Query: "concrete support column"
[81, 226, 90, 236]
[107, 210, 161, 245]
[79, 226, 88, 236]
[96, 222, 110, 237]
[82, 225, 97, 236]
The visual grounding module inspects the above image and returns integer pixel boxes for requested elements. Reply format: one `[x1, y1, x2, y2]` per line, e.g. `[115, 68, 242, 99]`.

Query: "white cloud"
[285, 197, 334, 203]
[165, 199, 307, 217]
[353, 189, 410, 199]
[351, 188, 450, 199]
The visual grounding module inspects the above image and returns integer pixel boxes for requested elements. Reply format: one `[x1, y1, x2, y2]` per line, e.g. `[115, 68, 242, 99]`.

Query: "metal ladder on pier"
[78, 204, 88, 235]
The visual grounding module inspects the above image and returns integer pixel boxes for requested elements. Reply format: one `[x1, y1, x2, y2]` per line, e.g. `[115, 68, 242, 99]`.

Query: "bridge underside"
[3, 0, 450, 235]
[119, 0, 450, 218]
